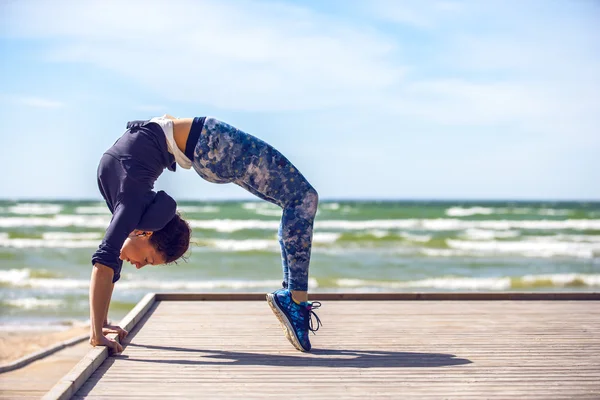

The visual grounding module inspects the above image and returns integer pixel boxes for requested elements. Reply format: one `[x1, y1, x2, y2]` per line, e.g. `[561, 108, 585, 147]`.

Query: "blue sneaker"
[266, 289, 322, 352]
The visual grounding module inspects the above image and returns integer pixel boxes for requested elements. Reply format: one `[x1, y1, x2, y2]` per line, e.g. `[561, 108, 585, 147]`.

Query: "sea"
[1, 199, 599, 331]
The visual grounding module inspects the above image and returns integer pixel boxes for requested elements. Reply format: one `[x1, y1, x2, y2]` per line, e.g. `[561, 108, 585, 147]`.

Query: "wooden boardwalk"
[46, 294, 600, 399]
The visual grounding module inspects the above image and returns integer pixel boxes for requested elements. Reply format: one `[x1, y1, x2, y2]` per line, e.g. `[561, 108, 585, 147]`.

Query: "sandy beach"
[0, 325, 89, 365]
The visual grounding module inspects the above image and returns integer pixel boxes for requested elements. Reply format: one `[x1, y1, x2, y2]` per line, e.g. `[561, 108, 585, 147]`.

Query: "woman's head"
[119, 213, 191, 269]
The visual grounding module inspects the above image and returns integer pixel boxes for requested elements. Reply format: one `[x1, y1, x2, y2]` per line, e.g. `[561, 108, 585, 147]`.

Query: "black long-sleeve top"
[91, 120, 177, 282]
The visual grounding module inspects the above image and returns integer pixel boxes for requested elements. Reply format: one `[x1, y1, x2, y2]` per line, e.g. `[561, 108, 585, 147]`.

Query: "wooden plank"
[68, 299, 600, 399]
[155, 292, 600, 301]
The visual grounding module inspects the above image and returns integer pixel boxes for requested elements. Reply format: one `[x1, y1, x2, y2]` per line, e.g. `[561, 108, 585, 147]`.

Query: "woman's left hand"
[103, 324, 129, 341]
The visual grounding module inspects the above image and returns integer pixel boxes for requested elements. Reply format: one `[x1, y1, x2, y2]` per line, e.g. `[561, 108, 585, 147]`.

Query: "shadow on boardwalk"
[113, 342, 472, 369]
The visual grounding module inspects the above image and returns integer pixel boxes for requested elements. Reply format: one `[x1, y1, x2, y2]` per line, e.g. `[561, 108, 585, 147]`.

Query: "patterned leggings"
[191, 118, 318, 291]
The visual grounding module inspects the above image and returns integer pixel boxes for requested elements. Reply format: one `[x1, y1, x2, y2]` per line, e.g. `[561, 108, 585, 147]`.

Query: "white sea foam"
[446, 207, 495, 217]
[0, 215, 110, 228]
[337, 277, 510, 290]
[118, 278, 319, 291]
[0, 269, 319, 290]
[422, 219, 600, 231]
[0, 268, 32, 283]
[201, 233, 339, 251]
[537, 209, 572, 216]
[401, 232, 432, 242]
[447, 239, 600, 258]
[552, 234, 600, 243]
[2, 215, 600, 233]
[5, 298, 65, 309]
[8, 203, 63, 215]
[420, 248, 470, 257]
[367, 230, 390, 239]
[321, 203, 340, 211]
[204, 239, 276, 252]
[462, 229, 520, 240]
[42, 232, 103, 240]
[178, 206, 220, 213]
[446, 206, 574, 217]
[336, 273, 600, 290]
[188, 219, 279, 232]
[520, 273, 600, 286]
[313, 232, 341, 243]
[320, 218, 600, 231]
[74, 206, 111, 214]
[0, 237, 99, 249]
[242, 202, 281, 216]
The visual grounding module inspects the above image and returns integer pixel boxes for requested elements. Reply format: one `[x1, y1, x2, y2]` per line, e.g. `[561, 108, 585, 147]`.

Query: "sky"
[0, 0, 599, 201]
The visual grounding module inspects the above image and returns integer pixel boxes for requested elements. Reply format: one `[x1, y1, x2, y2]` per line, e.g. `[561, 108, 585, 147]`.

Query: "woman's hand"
[89, 334, 124, 353]
[103, 324, 129, 341]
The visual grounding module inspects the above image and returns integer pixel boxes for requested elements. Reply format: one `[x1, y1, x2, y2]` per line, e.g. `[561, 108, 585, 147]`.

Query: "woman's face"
[119, 230, 166, 270]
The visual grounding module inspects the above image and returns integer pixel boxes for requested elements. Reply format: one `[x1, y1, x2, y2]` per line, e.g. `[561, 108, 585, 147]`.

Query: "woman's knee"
[303, 186, 319, 217]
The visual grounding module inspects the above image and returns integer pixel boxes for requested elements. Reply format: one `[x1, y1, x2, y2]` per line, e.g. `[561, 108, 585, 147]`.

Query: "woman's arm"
[89, 263, 123, 352]
[102, 282, 128, 340]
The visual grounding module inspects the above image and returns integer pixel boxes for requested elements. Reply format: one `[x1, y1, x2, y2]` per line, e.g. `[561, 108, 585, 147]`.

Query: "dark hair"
[150, 213, 191, 263]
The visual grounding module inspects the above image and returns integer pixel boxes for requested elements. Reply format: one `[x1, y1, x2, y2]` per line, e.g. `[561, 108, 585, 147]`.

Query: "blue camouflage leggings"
[191, 117, 318, 291]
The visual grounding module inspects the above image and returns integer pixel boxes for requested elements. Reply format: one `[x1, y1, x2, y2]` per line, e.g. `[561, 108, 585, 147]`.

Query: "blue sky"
[0, 0, 598, 200]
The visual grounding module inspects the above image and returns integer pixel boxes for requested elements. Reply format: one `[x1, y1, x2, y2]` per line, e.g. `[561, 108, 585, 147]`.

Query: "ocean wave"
[0, 269, 319, 290]
[178, 206, 220, 213]
[319, 219, 600, 231]
[242, 202, 281, 217]
[74, 206, 111, 214]
[447, 239, 600, 258]
[188, 219, 278, 232]
[0, 215, 110, 228]
[321, 203, 340, 211]
[200, 233, 341, 252]
[4, 298, 65, 310]
[7, 203, 63, 215]
[202, 239, 276, 252]
[401, 232, 432, 242]
[446, 207, 495, 217]
[0, 237, 99, 249]
[553, 234, 600, 243]
[42, 232, 103, 240]
[446, 206, 574, 217]
[336, 273, 600, 290]
[2, 216, 600, 232]
[461, 229, 521, 240]
[313, 232, 341, 243]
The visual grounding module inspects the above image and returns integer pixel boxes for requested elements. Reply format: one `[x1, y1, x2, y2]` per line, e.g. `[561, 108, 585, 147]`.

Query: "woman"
[90, 115, 321, 353]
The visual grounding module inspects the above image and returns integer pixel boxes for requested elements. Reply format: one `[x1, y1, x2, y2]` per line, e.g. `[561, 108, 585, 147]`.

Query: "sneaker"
[266, 289, 322, 352]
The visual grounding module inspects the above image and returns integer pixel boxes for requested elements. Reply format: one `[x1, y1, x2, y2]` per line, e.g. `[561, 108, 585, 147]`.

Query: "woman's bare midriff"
[163, 115, 194, 154]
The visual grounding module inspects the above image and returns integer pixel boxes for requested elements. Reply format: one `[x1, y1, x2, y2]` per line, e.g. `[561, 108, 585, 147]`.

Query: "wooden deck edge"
[155, 292, 600, 301]
[42, 293, 157, 400]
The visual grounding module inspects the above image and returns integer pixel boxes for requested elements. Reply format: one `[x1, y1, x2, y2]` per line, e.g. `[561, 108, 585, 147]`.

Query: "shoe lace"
[305, 301, 322, 334]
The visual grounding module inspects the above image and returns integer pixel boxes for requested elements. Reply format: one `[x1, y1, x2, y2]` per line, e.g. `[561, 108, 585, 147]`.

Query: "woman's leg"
[192, 118, 320, 351]
[231, 149, 318, 299]
[193, 118, 318, 296]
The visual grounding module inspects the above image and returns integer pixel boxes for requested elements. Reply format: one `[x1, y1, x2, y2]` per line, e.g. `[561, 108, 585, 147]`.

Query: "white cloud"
[2, 0, 598, 142]
[18, 96, 65, 109]
[363, 0, 465, 29]
[2, 0, 404, 112]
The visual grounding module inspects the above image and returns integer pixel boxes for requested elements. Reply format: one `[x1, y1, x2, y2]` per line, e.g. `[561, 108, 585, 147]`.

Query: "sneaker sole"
[266, 293, 307, 352]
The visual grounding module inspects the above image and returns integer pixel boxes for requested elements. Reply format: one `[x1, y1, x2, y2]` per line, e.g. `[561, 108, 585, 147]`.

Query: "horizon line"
[0, 197, 599, 203]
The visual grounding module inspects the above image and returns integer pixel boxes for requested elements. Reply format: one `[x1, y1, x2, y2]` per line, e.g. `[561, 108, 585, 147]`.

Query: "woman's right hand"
[89, 334, 123, 353]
